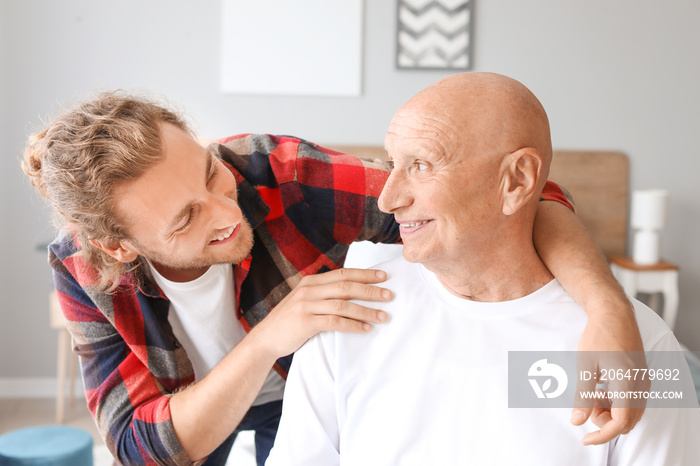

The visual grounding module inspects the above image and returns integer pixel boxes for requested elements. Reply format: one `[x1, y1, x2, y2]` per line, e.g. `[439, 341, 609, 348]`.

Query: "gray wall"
[0, 2, 10, 377]
[1, 0, 699, 380]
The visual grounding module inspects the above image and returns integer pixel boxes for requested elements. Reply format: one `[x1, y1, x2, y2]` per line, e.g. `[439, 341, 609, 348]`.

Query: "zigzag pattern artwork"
[397, 0, 472, 69]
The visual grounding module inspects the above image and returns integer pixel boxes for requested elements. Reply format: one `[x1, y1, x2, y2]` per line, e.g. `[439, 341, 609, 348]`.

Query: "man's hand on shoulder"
[248, 268, 392, 361]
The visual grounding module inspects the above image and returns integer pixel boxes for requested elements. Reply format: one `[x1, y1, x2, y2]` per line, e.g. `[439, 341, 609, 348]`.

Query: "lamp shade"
[631, 189, 668, 231]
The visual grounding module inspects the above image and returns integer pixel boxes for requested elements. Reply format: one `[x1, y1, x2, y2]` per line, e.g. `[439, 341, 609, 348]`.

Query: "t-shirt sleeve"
[266, 334, 341, 465]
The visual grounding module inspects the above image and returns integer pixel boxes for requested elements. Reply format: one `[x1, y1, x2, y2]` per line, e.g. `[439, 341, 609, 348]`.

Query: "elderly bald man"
[266, 73, 700, 465]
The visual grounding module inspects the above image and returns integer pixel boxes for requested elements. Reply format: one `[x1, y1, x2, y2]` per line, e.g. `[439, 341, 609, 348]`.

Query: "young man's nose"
[208, 193, 243, 229]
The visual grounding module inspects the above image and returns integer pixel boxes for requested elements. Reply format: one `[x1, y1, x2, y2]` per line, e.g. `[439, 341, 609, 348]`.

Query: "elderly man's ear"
[89, 238, 140, 263]
[499, 148, 544, 216]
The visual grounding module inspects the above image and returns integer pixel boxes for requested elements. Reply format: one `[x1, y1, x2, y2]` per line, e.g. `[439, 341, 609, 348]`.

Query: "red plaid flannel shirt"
[49, 134, 571, 465]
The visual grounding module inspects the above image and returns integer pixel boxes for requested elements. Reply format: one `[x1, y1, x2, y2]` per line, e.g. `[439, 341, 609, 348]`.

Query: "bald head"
[379, 72, 556, 299]
[387, 72, 552, 173]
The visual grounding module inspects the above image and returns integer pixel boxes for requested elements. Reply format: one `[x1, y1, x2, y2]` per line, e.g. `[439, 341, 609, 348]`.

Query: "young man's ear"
[500, 148, 543, 216]
[89, 238, 139, 263]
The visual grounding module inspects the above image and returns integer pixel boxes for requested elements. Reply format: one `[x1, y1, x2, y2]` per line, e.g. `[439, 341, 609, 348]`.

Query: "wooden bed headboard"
[327, 145, 629, 259]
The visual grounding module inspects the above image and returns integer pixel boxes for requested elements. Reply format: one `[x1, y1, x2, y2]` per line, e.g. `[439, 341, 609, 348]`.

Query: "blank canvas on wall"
[220, 0, 363, 96]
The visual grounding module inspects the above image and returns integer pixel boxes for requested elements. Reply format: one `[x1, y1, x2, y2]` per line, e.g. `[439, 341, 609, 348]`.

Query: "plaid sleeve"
[49, 237, 193, 466]
[219, 134, 401, 248]
[541, 180, 575, 212]
[279, 137, 400, 246]
[311, 145, 401, 245]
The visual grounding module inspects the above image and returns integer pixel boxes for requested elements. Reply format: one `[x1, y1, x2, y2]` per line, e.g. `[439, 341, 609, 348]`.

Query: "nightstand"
[609, 256, 679, 330]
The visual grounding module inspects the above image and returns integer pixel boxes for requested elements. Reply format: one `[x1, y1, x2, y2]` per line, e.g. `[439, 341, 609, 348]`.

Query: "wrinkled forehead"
[386, 107, 462, 159]
[386, 75, 550, 165]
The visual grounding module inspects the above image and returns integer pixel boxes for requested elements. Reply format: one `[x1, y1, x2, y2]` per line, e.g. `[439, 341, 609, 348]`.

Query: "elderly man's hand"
[572, 303, 649, 445]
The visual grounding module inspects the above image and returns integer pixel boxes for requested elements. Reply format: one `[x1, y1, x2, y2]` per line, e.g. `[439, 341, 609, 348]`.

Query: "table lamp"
[630, 189, 668, 265]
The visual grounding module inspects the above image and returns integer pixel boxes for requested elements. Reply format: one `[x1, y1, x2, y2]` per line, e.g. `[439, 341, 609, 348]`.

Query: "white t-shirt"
[267, 257, 700, 465]
[147, 262, 285, 406]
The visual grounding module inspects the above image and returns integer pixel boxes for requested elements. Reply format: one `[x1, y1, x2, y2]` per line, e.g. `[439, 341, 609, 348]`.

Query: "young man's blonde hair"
[22, 91, 191, 292]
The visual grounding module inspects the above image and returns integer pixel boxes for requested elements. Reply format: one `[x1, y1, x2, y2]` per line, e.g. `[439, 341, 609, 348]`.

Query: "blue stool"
[0, 425, 93, 466]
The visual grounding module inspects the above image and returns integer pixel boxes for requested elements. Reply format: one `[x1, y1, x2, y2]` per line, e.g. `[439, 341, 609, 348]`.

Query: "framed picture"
[396, 0, 473, 70]
[220, 0, 363, 96]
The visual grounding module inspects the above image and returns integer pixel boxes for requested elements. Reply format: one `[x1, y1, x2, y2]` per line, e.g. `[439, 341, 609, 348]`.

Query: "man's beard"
[133, 217, 255, 274]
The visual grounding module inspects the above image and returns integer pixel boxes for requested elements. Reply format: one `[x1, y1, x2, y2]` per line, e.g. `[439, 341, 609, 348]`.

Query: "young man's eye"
[178, 213, 195, 232]
[176, 205, 201, 234]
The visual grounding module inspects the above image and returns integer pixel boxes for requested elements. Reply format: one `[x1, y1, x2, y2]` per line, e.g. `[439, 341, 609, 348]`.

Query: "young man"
[24, 90, 643, 465]
[266, 72, 700, 465]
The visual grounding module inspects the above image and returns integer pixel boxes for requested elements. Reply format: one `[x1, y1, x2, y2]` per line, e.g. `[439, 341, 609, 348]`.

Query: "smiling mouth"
[401, 221, 429, 228]
[398, 219, 432, 233]
[209, 224, 239, 245]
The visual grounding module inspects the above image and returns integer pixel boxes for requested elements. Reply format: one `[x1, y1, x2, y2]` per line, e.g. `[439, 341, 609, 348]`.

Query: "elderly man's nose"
[378, 173, 406, 213]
